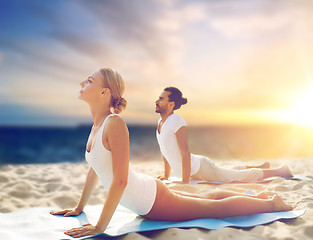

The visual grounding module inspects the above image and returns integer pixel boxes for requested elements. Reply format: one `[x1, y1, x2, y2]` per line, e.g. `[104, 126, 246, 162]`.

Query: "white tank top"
[85, 114, 157, 215]
[156, 114, 200, 178]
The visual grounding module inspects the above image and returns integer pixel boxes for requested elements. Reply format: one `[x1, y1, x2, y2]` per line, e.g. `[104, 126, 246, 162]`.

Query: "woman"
[50, 68, 292, 238]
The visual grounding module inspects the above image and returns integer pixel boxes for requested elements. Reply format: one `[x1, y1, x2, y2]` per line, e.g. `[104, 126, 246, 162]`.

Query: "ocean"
[0, 125, 160, 164]
[0, 124, 313, 164]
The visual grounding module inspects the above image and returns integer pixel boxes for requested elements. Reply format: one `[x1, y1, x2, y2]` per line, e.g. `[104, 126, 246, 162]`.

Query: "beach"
[0, 157, 312, 239]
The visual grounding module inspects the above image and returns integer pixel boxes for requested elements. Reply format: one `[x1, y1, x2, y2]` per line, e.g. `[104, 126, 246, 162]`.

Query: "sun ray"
[278, 77, 313, 128]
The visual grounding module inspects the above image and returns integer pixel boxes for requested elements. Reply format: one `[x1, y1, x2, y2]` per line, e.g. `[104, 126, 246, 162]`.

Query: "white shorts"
[191, 156, 263, 183]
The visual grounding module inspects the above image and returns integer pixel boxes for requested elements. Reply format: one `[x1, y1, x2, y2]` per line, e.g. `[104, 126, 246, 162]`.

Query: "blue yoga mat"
[164, 175, 312, 185]
[0, 205, 305, 240]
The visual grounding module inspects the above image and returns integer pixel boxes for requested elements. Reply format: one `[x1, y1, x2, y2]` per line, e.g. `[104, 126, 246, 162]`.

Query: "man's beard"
[155, 105, 163, 113]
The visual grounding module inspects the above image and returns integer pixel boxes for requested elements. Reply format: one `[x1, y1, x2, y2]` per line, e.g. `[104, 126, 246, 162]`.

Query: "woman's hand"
[50, 208, 82, 217]
[64, 224, 102, 238]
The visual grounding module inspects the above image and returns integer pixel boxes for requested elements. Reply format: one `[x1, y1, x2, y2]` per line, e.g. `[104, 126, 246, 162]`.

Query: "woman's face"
[79, 71, 105, 102]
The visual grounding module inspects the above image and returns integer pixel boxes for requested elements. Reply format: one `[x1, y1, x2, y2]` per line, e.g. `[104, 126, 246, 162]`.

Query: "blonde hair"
[99, 68, 127, 114]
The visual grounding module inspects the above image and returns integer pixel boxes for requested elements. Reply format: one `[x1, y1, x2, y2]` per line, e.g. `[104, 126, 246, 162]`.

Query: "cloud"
[78, 0, 166, 57]
[210, 13, 289, 38]
[1, 0, 312, 125]
[0, 0, 206, 83]
[207, 0, 313, 40]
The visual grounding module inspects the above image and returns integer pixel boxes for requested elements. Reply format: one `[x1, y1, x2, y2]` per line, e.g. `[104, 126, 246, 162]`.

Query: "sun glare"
[280, 80, 313, 127]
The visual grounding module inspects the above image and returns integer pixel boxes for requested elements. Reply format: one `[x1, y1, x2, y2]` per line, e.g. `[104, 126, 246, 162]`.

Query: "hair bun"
[114, 97, 122, 106]
[112, 97, 127, 114]
[181, 98, 187, 105]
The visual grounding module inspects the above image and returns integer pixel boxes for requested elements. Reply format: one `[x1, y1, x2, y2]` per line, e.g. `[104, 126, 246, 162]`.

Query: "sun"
[280, 80, 313, 127]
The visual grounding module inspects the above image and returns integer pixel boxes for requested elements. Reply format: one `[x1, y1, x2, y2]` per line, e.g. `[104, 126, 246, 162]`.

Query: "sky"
[0, 0, 313, 126]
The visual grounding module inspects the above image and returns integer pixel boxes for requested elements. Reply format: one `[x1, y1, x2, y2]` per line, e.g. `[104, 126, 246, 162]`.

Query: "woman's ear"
[101, 88, 110, 96]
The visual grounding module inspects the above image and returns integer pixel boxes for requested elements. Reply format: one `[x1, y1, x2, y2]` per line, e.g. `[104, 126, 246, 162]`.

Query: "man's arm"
[157, 156, 171, 180]
[176, 126, 191, 183]
[163, 156, 171, 179]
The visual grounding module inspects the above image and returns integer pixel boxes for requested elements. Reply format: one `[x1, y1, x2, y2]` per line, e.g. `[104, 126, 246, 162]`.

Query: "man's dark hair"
[164, 87, 187, 110]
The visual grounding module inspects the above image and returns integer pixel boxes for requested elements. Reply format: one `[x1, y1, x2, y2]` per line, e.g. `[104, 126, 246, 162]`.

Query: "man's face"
[155, 91, 171, 113]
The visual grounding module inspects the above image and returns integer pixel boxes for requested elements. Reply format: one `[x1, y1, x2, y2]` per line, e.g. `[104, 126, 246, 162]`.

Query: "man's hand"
[156, 175, 169, 180]
[172, 180, 189, 184]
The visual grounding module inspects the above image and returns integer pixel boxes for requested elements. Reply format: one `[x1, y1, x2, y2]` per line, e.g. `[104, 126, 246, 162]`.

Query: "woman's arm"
[76, 167, 98, 212]
[95, 116, 129, 231]
[64, 116, 129, 237]
[176, 126, 191, 183]
[50, 166, 98, 217]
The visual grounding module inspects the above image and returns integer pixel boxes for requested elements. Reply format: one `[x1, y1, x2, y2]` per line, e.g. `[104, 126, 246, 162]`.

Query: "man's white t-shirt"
[156, 114, 201, 178]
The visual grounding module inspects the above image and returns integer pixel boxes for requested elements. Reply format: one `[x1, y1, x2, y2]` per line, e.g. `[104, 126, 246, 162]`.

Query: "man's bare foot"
[272, 195, 293, 212]
[256, 191, 268, 199]
[259, 161, 270, 169]
[279, 165, 293, 178]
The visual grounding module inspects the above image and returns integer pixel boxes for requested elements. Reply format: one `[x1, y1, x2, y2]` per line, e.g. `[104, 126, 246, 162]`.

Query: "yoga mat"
[0, 205, 305, 240]
[164, 175, 312, 185]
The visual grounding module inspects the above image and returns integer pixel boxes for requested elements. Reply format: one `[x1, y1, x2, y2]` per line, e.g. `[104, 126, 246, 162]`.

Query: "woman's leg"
[171, 189, 268, 200]
[246, 161, 270, 169]
[144, 180, 292, 221]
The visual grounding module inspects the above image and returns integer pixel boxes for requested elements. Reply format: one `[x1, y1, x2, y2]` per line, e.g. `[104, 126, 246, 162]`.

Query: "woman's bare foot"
[272, 195, 293, 212]
[256, 191, 268, 199]
[279, 165, 293, 178]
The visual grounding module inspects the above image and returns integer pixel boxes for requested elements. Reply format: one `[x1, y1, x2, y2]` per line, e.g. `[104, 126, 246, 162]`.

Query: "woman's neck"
[89, 103, 112, 127]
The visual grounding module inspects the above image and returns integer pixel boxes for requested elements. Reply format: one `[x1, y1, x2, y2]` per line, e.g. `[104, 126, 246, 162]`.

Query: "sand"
[0, 157, 313, 239]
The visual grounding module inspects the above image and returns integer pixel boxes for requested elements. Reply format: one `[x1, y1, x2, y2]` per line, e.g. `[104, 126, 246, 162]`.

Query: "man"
[155, 87, 292, 184]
